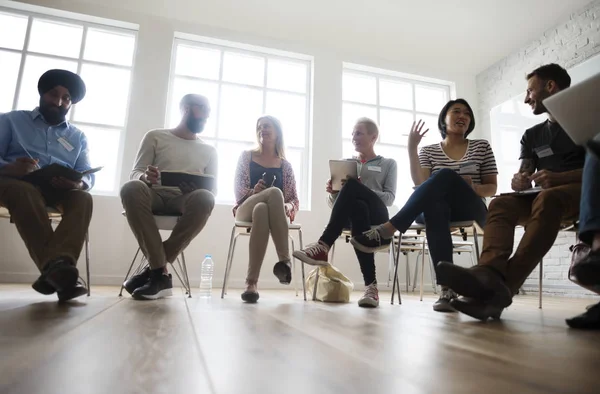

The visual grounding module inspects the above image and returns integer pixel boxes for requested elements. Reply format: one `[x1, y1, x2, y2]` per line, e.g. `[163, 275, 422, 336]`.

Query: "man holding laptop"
[120, 94, 217, 300]
[437, 64, 586, 320]
[0, 69, 94, 301]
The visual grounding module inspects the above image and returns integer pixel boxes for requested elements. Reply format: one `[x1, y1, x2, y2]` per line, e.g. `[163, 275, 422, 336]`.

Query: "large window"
[490, 93, 542, 193]
[166, 36, 312, 206]
[0, 8, 137, 194]
[342, 64, 453, 207]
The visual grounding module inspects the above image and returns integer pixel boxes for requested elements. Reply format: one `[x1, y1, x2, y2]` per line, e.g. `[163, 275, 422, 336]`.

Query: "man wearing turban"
[0, 69, 94, 302]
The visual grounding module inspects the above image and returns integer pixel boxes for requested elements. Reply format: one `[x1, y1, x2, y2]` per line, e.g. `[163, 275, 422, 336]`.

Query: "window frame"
[0, 6, 138, 196]
[166, 35, 313, 208]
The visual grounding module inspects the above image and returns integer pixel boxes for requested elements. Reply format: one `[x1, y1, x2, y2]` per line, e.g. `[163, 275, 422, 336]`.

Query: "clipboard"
[22, 163, 103, 186]
[160, 171, 215, 190]
[329, 160, 358, 191]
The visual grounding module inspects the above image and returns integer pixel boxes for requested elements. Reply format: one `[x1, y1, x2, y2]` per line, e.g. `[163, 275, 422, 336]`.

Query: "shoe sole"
[358, 299, 379, 308]
[58, 286, 88, 302]
[436, 263, 493, 300]
[32, 278, 56, 295]
[273, 262, 292, 285]
[292, 251, 329, 266]
[350, 238, 390, 254]
[45, 265, 79, 294]
[241, 292, 260, 303]
[433, 302, 457, 312]
[132, 288, 173, 300]
[451, 299, 503, 321]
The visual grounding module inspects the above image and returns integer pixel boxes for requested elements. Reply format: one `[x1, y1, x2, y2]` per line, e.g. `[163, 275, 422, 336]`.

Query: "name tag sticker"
[367, 166, 382, 172]
[535, 145, 554, 158]
[57, 137, 74, 152]
[459, 161, 478, 174]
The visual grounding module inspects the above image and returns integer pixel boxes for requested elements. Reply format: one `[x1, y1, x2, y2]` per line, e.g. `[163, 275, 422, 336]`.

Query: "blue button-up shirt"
[0, 108, 94, 189]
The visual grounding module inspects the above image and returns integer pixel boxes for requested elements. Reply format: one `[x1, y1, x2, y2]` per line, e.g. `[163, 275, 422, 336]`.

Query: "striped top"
[418, 139, 498, 185]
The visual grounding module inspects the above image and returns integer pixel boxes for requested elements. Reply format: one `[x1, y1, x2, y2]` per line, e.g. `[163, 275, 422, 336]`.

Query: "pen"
[17, 141, 40, 169]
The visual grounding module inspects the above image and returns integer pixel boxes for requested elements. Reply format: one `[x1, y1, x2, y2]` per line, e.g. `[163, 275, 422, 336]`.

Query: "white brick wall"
[477, 1, 600, 297]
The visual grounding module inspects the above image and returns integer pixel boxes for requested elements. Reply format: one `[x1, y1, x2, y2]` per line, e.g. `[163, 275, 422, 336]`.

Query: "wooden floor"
[0, 285, 599, 394]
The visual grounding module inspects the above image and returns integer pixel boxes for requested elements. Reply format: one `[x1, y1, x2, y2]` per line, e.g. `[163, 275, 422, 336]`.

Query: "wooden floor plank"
[0, 285, 598, 394]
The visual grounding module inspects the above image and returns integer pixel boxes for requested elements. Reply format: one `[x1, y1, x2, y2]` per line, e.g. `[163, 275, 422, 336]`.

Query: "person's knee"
[3, 179, 38, 200]
[252, 202, 268, 220]
[264, 186, 284, 204]
[435, 168, 457, 178]
[532, 190, 563, 215]
[69, 190, 93, 211]
[187, 189, 215, 213]
[120, 180, 148, 201]
[488, 195, 515, 213]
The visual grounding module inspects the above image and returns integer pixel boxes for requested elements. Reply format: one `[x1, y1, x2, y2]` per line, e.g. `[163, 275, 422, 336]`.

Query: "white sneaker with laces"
[358, 283, 379, 308]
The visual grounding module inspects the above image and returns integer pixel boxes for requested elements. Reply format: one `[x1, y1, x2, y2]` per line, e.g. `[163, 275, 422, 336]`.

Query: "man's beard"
[532, 90, 550, 115]
[39, 99, 68, 125]
[186, 116, 205, 134]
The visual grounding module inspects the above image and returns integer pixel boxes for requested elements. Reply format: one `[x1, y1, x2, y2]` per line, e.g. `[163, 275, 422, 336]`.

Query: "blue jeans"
[579, 153, 600, 244]
[389, 168, 488, 268]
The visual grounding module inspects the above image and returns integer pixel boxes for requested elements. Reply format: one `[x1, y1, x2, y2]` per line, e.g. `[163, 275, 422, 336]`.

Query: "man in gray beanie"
[0, 69, 94, 302]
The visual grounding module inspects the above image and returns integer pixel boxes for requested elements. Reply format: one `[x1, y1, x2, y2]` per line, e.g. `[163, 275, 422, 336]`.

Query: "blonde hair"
[253, 115, 286, 159]
[355, 117, 379, 139]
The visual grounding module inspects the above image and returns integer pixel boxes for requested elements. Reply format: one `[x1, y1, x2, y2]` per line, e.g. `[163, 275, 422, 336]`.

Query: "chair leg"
[391, 239, 401, 305]
[119, 247, 142, 297]
[539, 260, 543, 309]
[330, 242, 336, 266]
[428, 253, 437, 294]
[473, 226, 481, 264]
[171, 257, 189, 297]
[289, 235, 297, 296]
[85, 232, 91, 296]
[299, 229, 306, 301]
[181, 251, 191, 298]
[221, 226, 237, 299]
[420, 239, 427, 301]
[412, 252, 420, 293]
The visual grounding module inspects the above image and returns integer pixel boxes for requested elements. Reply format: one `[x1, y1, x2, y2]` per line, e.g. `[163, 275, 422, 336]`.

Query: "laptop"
[543, 71, 600, 145]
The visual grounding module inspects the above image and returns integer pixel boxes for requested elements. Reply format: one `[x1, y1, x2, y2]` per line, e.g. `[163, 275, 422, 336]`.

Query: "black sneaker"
[273, 260, 292, 285]
[123, 266, 151, 295]
[566, 302, 600, 329]
[42, 257, 79, 293]
[433, 288, 458, 312]
[350, 228, 391, 253]
[572, 250, 600, 288]
[32, 276, 56, 295]
[58, 279, 88, 302]
[132, 270, 173, 300]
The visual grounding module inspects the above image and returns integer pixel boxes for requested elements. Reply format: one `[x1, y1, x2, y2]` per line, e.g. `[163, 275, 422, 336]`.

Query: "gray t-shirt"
[328, 155, 397, 207]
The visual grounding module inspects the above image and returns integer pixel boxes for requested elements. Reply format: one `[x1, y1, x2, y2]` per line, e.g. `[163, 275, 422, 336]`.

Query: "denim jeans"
[389, 168, 488, 269]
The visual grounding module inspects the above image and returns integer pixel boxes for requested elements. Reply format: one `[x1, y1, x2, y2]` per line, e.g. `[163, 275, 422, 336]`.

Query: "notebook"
[160, 171, 215, 191]
[495, 186, 542, 197]
[22, 164, 103, 186]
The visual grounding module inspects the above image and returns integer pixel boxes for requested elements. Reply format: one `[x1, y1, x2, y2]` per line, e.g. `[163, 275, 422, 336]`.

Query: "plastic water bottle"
[199, 254, 214, 298]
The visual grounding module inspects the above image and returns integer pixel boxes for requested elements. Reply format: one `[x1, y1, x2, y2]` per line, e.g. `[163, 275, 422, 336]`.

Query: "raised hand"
[407, 120, 429, 151]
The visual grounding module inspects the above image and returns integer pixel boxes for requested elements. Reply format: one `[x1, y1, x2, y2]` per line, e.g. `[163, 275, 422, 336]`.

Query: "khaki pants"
[235, 187, 290, 283]
[480, 183, 581, 293]
[0, 176, 93, 270]
[120, 180, 215, 269]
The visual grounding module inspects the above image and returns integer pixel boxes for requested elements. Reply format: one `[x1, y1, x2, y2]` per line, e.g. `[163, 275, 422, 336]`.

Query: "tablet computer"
[329, 160, 358, 191]
[160, 171, 215, 191]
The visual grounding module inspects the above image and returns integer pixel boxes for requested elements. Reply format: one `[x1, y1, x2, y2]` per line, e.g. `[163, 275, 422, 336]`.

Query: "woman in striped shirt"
[351, 99, 498, 312]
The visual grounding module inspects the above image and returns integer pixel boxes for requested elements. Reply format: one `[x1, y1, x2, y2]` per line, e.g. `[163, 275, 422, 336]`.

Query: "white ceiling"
[80, 0, 594, 75]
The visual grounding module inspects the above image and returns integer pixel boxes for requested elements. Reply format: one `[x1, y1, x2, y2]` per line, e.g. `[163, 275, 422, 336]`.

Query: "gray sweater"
[327, 155, 397, 208]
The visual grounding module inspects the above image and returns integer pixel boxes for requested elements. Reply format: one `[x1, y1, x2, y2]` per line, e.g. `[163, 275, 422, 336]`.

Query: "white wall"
[477, 0, 600, 297]
[0, 0, 479, 292]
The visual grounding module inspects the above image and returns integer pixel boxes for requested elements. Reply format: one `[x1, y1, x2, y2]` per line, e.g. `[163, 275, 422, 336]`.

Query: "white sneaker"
[358, 283, 379, 308]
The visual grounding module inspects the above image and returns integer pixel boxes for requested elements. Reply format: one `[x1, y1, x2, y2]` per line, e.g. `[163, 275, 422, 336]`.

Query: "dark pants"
[389, 168, 488, 271]
[320, 178, 389, 285]
[579, 154, 600, 245]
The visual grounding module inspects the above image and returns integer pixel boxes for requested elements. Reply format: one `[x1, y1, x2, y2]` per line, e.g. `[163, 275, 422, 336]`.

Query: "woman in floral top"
[233, 115, 299, 303]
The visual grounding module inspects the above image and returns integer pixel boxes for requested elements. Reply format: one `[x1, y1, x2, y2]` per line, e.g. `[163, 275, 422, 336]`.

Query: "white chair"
[221, 221, 305, 300]
[0, 206, 91, 296]
[392, 221, 482, 301]
[119, 212, 192, 297]
[329, 228, 401, 304]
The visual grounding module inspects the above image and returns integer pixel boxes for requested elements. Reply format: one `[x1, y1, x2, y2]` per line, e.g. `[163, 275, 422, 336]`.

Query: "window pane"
[376, 145, 411, 207]
[265, 92, 306, 148]
[84, 28, 135, 66]
[286, 148, 302, 190]
[342, 140, 354, 159]
[415, 84, 448, 114]
[17, 55, 78, 110]
[416, 114, 441, 147]
[175, 44, 221, 80]
[167, 78, 219, 137]
[222, 52, 264, 87]
[216, 140, 253, 202]
[28, 19, 83, 58]
[218, 85, 263, 142]
[379, 79, 412, 110]
[75, 124, 121, 193]
[0, 12, 28, 50]
[379, 109, 413, 145]
[342, 103, 377, 139]
[267, 59, 307, 93]
[0, 51, 22, 113]
[75, 64, 131, 126]
[342, 72, 376, 104]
